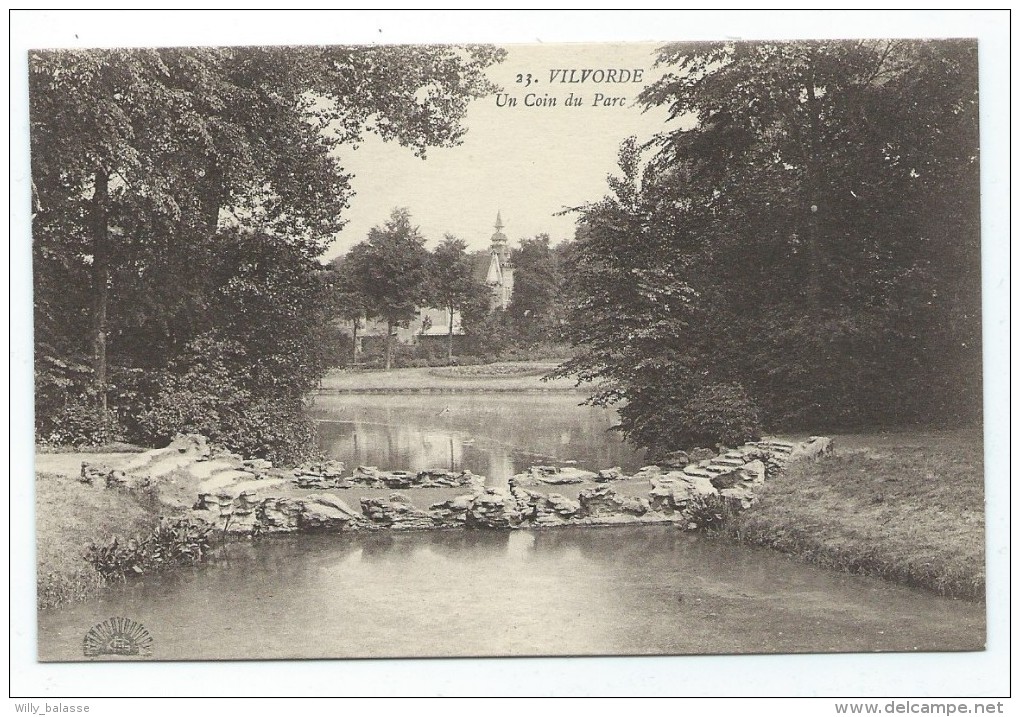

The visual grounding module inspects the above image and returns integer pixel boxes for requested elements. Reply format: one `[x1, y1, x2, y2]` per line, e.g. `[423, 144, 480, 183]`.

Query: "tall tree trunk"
[351, 317, 360, 365]
[385, 319, 393, 371]
[447, 306, 454, 361]
[803, 66, 823, 311]
[90, 169, 111, 412]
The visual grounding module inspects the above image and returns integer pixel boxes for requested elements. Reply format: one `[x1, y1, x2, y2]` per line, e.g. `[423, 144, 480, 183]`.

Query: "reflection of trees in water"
[356, 529, 512, 562]
[314, 394, 646, 478]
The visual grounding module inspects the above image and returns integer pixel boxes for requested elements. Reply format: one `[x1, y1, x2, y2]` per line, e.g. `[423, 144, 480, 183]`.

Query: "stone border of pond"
[78, 433, 833, 536]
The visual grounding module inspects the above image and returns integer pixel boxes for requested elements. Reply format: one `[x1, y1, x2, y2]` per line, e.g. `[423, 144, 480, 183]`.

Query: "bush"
[38, 399, 125, 447]
[85, 518, 213, 581]
[686, 493, 741, 531]
[134, 335, 318, 466]
[621, 381, 763, 456]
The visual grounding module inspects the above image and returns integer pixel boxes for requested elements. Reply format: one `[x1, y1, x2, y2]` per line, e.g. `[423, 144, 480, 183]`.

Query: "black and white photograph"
[10, 9, 1010, 701]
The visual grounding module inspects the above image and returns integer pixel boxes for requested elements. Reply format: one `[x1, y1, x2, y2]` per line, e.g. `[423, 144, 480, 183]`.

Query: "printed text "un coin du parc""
[496, 68, 646, 109]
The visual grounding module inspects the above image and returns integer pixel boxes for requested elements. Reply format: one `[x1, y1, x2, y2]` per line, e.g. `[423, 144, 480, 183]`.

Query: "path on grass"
[317, 361, 582, 393]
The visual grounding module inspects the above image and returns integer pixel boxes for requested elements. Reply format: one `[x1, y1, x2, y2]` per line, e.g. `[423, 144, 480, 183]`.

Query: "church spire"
[495, 210, 504, 231]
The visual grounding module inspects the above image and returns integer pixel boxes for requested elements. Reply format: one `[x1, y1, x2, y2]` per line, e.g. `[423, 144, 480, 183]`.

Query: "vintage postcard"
[14, 10, 1008, 699]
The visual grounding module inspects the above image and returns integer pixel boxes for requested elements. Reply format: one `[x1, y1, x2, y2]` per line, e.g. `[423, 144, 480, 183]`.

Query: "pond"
[38, 527, 984, 661]
[37, 392, 985, 661]
[310, 393, 649, 485]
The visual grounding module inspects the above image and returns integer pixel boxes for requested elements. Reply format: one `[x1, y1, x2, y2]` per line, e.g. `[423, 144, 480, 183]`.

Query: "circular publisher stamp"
[82, 617, 153, 658]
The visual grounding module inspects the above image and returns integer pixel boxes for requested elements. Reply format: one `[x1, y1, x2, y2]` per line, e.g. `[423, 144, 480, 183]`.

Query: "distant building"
[358, 212, 514, 352]
[484, 211, 515, 310]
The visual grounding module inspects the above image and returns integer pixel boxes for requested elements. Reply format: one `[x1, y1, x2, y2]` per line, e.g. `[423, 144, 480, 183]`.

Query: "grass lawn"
[318, 361, 581, 392]
[725, 428, 984, 599]
[36, 471, 162, 609]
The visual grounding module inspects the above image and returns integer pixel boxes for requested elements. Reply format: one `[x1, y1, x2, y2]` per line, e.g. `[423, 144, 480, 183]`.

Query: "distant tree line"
[556, 39, 982, 456]
[31, 45, 505, 463]
[329, 208, 575, 370]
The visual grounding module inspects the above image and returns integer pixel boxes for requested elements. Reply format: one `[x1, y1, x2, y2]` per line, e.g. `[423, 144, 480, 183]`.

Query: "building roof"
[485, 251, 503, 285]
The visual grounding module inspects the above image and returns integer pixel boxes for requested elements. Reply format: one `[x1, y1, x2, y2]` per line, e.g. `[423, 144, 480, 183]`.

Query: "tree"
[30, 44, 505, 445]
[637, 39, 981, 427]
[507, 234, 562, 344]
[558, 39, 981, 454]
[430, 235, 484, 360]
[346, 209, 432, 370]
[329, 254, 371, 364]
[127, 226, 347, 464]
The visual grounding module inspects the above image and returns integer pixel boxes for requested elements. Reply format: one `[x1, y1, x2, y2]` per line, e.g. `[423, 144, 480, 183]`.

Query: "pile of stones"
[189, 435, 834, 534]
[290, 463, 483, 491]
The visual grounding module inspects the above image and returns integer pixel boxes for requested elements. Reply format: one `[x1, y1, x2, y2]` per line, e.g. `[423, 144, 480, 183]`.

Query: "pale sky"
[324, 42, 674, 260]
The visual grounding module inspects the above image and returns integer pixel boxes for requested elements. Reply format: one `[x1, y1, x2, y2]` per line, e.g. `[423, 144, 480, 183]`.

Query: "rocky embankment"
[76, 434, 832, 535]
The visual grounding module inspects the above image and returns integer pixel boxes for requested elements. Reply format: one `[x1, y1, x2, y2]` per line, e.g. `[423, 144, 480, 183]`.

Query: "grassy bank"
[318, 361, 581, 393]
[36, 471, 162, 609]
[724, 429, 984, 599]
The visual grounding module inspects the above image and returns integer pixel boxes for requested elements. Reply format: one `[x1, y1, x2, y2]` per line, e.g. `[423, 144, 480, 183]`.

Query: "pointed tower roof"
[490, 210, 507, 247]
[485, 251, 504, 285]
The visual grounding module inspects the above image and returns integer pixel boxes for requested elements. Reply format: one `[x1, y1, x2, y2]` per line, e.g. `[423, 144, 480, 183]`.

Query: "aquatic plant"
[85, 518, 212, 581]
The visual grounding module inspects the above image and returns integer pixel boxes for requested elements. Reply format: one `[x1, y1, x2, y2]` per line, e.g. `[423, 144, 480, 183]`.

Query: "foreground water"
[37, 392, 984, 660]
[38, 526, 983, 661]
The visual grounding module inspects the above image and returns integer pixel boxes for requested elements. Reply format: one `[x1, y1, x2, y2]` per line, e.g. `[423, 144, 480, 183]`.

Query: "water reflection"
[310, 393, 646, 484]
[37, 395, 985, 661]
[38, 526, 985, 661]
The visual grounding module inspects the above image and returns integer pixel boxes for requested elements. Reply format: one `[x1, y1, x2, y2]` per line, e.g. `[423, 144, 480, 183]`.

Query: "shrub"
[134, 334, 318, 465]
[621, 381, 763, 456]
[38, 399, 125, 447]
[686, 493, 740, 531]
[85, 518, 213, 581]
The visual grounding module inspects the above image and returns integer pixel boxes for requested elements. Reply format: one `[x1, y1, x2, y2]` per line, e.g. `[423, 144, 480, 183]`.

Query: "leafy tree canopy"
[558, 39, 981, 454]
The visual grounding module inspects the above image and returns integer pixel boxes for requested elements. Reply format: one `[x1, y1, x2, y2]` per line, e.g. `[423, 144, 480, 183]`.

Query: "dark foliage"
[31, 46, 505, 462]
[557, 40, 981, 454]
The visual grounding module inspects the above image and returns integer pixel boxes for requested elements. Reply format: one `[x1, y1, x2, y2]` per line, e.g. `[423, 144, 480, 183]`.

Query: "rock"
[792, 436, 833, 460]
[719, 484, 756, 509]
[594, 467, 625, 482]
[428, 492, 478, 527]
[740, 459, 766, 485]
[648, 479, 678, 513]
[360, 495, 434, 530]
[169, 433, 212, 459]
[465, 487, 528, 529]
[651, 475, 717, 512]
[709, 468, 743, 490]
[243, 458, 274, 473]
[682, 466, 714, 479]
[294, 475, 337, 490]
[352, 466, 383, 487]
[79, 462, 105, 485]
[632, 465, 662, 481]
[513, 465, 594, 486]
[658, 451, 690, 470]
[258, 498, 306, 532]
[702, 465, 731, 475]
[578, 485, 648, 518]
[689, 447, 716, 461]
[522, 491, 581, 525]
[307, 494, 361, 521]
[300, 500, 358, 531]
[227, 490, 261, 531]
[415, 469, 482, 489]
[104, 470, 130, 488]
[758, 439, 795, 456]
